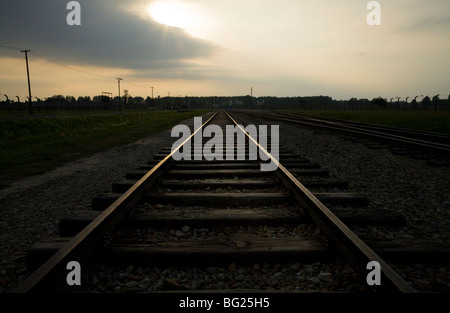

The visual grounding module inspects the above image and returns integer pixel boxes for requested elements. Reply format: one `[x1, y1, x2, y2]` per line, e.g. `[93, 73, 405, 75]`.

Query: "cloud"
[0, 0, 217, 71]
[394, 14, 450, 34]
[407, 16, 450, 32]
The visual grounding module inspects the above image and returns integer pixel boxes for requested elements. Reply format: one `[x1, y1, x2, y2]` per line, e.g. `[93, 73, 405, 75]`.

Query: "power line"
[0, 44, 21, 51]
[1, 44, 161, 90]
[1, 44, 157, 99]
[57, 64, 116, 79]
[31, 50, 117, 80]
[1, 44, 117, 80]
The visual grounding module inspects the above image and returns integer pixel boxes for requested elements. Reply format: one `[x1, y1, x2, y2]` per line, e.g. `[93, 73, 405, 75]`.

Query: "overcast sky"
[0, 0, 449, 100]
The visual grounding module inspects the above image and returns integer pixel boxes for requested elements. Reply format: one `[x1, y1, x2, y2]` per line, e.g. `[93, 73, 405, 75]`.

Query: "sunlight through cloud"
[146, 1, 214, 39]
[147, 1, 191, 29]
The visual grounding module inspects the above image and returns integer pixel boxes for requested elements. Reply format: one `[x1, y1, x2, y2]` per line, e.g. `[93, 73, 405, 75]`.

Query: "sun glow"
[147, 1, 193, 29]
[146, 1, 215, 39]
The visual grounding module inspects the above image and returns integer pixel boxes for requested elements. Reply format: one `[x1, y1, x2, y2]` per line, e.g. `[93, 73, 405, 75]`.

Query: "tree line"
[1, 94, 449, 112]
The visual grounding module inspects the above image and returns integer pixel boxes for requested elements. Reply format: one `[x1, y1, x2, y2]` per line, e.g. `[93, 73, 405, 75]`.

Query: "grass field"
[0, 110, 208, 187]
[283, 110, 450, 135]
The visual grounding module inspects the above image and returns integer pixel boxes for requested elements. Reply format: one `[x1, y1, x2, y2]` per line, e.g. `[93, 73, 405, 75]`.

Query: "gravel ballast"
[0, 114, 203, 292]
[237, 112, 450, 292]
[1, 111, 449, 293]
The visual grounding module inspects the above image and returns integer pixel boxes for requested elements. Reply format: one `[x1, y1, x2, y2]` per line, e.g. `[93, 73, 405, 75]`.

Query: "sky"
[0, 0, 449, 101]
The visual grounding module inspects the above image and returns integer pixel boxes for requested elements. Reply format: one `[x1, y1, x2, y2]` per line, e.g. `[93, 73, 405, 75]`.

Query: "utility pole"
[21, 49, 33, 115]
[117, 78, 122, 112]
[151, 86, 154, 99]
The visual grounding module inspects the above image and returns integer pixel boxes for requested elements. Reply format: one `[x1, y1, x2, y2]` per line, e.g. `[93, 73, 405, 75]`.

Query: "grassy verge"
[282, 110, 450, 135]
[0, 110, 209, 187]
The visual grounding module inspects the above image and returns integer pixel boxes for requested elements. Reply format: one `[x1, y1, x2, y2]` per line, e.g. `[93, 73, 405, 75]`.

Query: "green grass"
[282, 110, 450, 135]
[0, 110, 209, 186]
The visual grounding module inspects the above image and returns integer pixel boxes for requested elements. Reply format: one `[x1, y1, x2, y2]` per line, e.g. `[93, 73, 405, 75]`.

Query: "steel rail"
[225, 111, 417, 293]
[289, 113, 450, 148]
[276, 111, 450, 144]
[13, 112, 218, 293]
[245, 111, 450, 155]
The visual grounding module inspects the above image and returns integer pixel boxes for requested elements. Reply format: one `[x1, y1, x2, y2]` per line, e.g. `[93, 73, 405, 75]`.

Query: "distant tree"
[371, 97, 387, 108]
[432, 94, 440, 110]
[243, 95, 252, 109]
[76, 96, 91, 105]
[123, 90, 130, 105]
[190, 97, 199, 109]
[47, 95, 66, 105]
[347, 98, 358, 109]
[98, 95, 112, 106]
[422, 96, 431, 109]
[144, 96, 153, 108]
[410, 98, 417, 109]
[134, 96, 144, 105]
[66, 96, 76, 103]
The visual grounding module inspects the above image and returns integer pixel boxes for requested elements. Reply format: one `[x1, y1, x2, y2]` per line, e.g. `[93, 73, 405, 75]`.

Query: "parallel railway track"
[14, 111, 420, 293]
[242, 111, 450, 164]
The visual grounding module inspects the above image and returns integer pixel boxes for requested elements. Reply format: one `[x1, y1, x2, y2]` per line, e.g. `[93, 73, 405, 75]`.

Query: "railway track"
[242, 111, 450, 165]
[14, 110, 422, 293]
